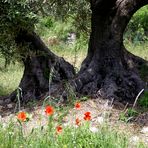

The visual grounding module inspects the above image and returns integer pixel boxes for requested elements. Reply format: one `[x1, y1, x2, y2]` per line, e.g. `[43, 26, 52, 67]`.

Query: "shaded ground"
[0, 97, 148, 146]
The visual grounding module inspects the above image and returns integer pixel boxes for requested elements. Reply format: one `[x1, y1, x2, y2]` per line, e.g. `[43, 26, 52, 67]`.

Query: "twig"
[123, 102, 128, 112]
[132, 89, 144, 109]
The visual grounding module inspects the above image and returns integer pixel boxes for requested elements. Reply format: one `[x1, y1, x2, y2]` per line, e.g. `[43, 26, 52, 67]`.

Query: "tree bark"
[9, 31, 75, 102]
[71, 0, 148, 101]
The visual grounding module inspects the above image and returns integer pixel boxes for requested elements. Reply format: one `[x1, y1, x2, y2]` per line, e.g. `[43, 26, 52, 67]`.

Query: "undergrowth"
[0, 101, 146, 148]
[138, 91, 148, 109]
[0, 121, 130, 148]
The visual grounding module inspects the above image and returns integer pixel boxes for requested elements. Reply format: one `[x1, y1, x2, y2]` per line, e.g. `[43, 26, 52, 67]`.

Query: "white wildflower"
[141, 127, 148, 134]
[89, 127, 99, 133]
[129, 136, 139, 144]
[96, 116, 104, 124]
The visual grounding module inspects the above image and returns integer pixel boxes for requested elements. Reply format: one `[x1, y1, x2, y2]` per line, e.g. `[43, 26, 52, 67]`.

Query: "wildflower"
[89, 127, 99, 133]
[75, 118, 81, 126]
[56, 126, 62, 134]
[141, 127, 148, 134]
[45, 105, 54, 116]
[17, 112, 27, 122]
[96, 116, 104, 124]
[75, 102, 81, 109]
[84, 112, 91, 121]
[129, 136, 139, 144]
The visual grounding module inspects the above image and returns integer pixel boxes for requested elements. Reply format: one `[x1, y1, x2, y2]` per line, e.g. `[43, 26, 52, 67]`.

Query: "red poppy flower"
[76, 118, 81, 126]
[84, 112, 91, 121]
[84, 112, 91, 116]
[56, 126, 62, 134]
[75, 102, 81, 109]
[45, 105, 54, 116]
[17, 112, 27, 122]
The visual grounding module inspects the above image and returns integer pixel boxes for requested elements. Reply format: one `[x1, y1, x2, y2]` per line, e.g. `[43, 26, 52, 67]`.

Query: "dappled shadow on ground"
[0, 96, 44, 117]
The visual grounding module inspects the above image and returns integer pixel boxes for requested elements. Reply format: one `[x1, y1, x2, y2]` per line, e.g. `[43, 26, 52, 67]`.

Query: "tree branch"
[111, 0, 148, 39]
[90, 0, 117, 13]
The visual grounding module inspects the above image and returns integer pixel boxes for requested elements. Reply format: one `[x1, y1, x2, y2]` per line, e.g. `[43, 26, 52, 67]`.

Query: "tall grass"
[0, 122, 130, 148]
[0, 57, 23, 96]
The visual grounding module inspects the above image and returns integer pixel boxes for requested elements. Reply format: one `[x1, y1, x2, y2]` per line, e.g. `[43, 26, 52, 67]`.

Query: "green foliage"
[124, 5, 148, 43]
[119, 108, 138, 123]
[119, 112, 129, 123]
[0, 57, 23, 96]
[43, 0, 91, 37]
[0, 0, 38, 62]
[138, 91, 148, 108]
[0, 0, 90, 65]
[126, 108, 139, 117]
[52, 19, 75, 41]
[40, 17, 54, 28]
[0, 120, 130, 148]
[35, 17, 53, 37]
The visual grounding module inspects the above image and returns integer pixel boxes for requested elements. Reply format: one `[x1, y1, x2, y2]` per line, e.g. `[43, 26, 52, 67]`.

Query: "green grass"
[0, 117, 136, 148]
[138, 91, 148, 109]
[0, 57, 23, 96]
[0, 106, 147, 148]
[125, 41, 148, 60]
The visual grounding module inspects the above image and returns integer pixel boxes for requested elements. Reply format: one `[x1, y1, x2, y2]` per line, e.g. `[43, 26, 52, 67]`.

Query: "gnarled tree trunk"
[71, 0, 148, 101]
[9, 31, 75, 102]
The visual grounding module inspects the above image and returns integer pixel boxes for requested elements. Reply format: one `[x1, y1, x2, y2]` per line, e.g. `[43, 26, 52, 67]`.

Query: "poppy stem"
[18, 120, 24, 140]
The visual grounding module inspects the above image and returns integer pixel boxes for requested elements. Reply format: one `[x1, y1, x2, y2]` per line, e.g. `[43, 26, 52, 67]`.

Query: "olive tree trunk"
[9, 31, 75, 102]
[71, 0, 148, 101]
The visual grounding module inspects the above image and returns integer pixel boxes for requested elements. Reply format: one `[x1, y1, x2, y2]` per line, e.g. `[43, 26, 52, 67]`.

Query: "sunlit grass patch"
[0, 59, 23, 96]
[125, 42, 148, 60]
[0, 122, 129, 148]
